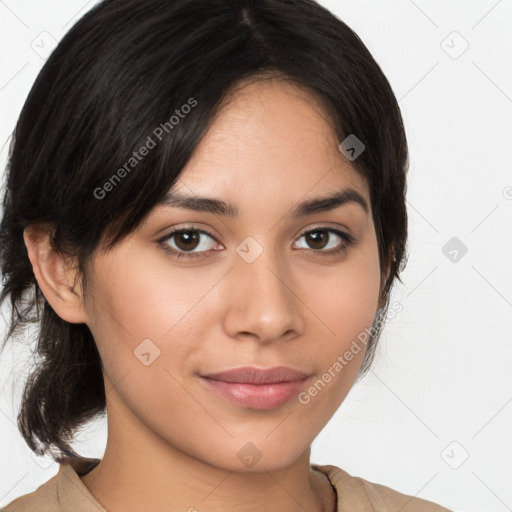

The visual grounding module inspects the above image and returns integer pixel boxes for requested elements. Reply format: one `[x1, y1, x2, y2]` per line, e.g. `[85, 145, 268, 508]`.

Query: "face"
[82, 78, 383, 472]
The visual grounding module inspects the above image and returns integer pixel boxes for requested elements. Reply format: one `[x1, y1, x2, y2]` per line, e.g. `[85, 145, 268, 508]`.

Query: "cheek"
[83, 262, 210, 430]
[293, 266, 379, 425]
[295, 245, 381, 411]
[302, 248, 381, 349]
[87, 252, 214, 344]
[81, 267, 175, 393]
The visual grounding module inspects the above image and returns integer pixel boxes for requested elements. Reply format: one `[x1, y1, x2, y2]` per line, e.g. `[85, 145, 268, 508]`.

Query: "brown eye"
[158, 227, 219, 259]
[294, 227, 355, 255]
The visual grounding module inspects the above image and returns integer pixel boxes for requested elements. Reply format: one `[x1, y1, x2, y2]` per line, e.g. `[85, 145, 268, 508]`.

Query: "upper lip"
[200, 366, 310, 384]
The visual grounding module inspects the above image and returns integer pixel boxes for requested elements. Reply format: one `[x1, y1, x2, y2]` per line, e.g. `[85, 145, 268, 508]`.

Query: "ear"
[23, 223, 89, 324]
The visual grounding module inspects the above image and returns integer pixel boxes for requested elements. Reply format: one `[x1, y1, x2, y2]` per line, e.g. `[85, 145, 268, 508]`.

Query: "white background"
[1, 1, 511, 511]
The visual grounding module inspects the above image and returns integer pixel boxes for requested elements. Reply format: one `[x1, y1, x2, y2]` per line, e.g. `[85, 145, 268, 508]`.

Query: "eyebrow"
[157, 187, 369, 218]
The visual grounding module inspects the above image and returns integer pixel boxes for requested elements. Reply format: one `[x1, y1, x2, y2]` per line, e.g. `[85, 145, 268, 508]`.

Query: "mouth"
[199, 366, 311, 410]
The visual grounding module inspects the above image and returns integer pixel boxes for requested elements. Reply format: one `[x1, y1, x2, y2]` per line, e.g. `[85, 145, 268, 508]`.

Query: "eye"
[294, 226, 355, 256]
[157, 226, 221, 260]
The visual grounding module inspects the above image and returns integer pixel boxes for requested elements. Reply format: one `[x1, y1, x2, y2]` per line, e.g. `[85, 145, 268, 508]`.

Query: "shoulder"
[1, 457, 103, 512]
[1, 471, 60, 512]
[313, 463, 451, 512]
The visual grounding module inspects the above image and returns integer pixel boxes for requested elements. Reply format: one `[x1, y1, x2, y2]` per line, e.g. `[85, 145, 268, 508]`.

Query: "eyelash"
[156, 225, 356, 261]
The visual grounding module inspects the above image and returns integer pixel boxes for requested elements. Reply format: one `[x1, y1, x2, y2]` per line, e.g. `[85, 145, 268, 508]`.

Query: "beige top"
[1, 457, 451, 511]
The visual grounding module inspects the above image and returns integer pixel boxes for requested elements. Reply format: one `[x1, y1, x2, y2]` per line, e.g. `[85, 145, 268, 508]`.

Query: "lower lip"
[200, 377, 309, 410]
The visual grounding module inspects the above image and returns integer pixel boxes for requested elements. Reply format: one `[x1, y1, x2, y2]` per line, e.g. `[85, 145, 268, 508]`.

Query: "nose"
[222, 245, 305, 345]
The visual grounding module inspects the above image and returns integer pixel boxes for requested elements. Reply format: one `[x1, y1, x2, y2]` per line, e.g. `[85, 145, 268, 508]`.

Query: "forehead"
[166, 78, 370, 217]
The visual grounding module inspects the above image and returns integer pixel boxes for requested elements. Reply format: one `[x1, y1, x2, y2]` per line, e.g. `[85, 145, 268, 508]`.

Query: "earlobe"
[23, 224, 89, 325]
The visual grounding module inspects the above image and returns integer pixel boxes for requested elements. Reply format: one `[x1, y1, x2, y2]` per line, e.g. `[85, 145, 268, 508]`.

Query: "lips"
[200, 366, 310, 384]
[199, 366, 311, 410]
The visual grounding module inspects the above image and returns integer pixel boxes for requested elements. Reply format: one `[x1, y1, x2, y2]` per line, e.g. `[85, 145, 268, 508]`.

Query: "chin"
[203, 437, 309, 474]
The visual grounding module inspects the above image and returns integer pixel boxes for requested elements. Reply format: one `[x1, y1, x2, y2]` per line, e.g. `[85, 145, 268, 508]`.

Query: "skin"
[23, 78, 389, 512]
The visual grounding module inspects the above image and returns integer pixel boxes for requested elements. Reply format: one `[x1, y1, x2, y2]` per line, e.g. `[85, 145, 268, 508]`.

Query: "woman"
[0, 0, 450, 510]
